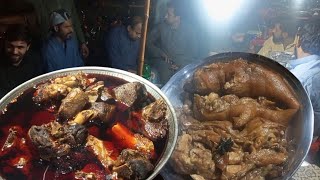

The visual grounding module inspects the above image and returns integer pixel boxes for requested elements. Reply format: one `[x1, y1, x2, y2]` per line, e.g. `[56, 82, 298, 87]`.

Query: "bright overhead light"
[203, 0, 244, 23]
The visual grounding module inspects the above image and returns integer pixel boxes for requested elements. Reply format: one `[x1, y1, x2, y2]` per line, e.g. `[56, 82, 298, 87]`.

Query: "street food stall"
[0, 0, 320, 179]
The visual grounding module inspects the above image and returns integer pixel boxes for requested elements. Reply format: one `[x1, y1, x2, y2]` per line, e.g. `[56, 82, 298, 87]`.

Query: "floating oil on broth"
[0, 74, 168, 179]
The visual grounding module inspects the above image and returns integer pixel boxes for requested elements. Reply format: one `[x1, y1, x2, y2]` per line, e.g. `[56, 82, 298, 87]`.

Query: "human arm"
[310, 73, 320, 137]
[70, 1, 89, 58]
[146, 26, 169, 62]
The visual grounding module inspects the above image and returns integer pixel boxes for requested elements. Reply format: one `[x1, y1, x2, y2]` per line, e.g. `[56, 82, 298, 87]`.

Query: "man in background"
[25, 0, 89, 58]
[42, 9, 84, 72]
[258, 19, 297, 60]
[147, 0, 199, 84]
[286, 21, 320, 138]
[105, 16, 142, 73]
[0, 24, 43, 98]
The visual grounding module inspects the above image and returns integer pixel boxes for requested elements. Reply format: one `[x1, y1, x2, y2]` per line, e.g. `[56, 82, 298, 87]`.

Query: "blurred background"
[0, 0, 319, 63]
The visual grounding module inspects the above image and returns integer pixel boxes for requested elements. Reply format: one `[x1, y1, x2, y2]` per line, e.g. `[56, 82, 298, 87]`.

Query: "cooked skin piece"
[112, 82, 148, 108]
[113, 149, 154, 180]
[28, 122, 88, 161]
[58, 88, 89, 120]
[193, 92, 297, 126]
[187, 59, 300, 109]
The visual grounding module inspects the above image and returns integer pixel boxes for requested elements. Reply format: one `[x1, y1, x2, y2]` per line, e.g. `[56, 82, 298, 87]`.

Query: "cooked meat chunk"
[113, 149, 154, 180]
[190, 174, 206, 180]
[223, 163, 255, 179]
[142, 99, 167, 123]
[85, 81, 104, 103]
[247, 149, 288, 166]
[75, 163, 107, 180]
[193, 93, 297, 126]
[171, 134, 216, 179]
[226, 151, 244, 165]
[100, 87, 115, 103]
[187, 59, 300, 109]
[58, 88, 89, 120]
[28, 122, 88, 160]
[85, 135, 114, 169]
[90, 102, 116, 123]
[33, 83, 71, 104]
[112, 82, 148, 108]
[52, 73, 95, 89]
[72, 102, 116, 125]
[128, 99, 168, 140]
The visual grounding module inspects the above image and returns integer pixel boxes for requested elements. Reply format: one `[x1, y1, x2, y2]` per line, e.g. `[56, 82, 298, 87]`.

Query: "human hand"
[81, 43, 90, 58]
[170, 64, 179, 71]
[160, 52, 170, 63]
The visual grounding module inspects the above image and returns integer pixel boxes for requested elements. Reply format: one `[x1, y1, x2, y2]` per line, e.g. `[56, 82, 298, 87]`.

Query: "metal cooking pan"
[161, 52, 313, 179]
[0, 67, 178, 180]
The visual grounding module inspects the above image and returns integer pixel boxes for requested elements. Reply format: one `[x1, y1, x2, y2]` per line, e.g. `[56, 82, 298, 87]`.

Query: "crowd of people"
[0, 1, 319, 142]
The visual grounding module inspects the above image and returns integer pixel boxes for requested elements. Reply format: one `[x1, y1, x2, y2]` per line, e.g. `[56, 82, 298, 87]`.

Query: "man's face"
[272, 23, 284, 44]
[128, 23, 142, 41]
[56, 19, 74, 40]
[165, 7, 177, 25]
[5, 40, 30, 65]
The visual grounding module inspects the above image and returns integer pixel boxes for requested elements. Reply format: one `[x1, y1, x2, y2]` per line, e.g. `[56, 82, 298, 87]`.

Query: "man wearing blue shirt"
[105, 16, 143, 73]
[42, 9, 84, 72]
[286, 21, 320, 137]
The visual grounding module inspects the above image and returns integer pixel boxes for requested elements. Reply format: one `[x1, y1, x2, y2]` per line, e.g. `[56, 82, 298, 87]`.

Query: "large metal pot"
[0, 67, 178, 180]
[161, 52, 313, 179]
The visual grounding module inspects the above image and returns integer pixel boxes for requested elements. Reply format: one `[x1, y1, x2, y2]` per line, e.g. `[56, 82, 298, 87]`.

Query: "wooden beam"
[138, 0, 151, 76]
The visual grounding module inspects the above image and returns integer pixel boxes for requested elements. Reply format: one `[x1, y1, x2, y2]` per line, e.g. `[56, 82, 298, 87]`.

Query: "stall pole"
[138, 0, 151, 76]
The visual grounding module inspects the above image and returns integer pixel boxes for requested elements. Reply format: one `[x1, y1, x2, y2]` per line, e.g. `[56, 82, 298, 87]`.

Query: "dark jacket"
[0, 50, 44, 98]
[105, 26, 140, 71]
